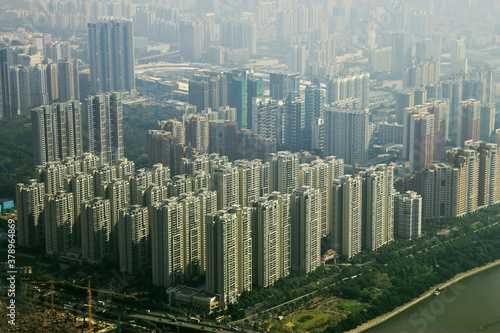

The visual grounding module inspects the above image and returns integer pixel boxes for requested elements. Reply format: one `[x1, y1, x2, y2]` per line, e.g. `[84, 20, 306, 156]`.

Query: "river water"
[366, 264, 500, 333]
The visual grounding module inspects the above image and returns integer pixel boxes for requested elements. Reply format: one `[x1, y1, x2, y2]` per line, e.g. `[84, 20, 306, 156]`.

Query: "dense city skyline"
[2, 0, 500, 332]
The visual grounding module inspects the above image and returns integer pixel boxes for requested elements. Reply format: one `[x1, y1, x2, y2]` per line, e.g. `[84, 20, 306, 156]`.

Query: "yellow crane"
[23, 279, 135, 332]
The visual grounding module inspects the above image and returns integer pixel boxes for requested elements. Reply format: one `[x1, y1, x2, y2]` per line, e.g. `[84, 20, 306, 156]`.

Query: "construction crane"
[23, 279, 135, 332]
[24, 278, 61, 313]
[82, 280, 135, 333]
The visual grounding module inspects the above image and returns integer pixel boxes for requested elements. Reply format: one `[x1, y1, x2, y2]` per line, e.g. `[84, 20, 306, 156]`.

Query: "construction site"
[0, 305, 117, 332]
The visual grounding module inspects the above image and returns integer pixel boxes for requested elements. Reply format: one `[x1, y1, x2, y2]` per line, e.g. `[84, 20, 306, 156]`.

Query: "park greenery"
[122, 103, 177, 167]
[0, 116, 34, 198]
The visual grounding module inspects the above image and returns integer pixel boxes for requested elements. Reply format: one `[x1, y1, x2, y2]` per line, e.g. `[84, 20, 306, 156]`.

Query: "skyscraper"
[206, 206, 252, 309]
[45, 191, 74, 255]
[304, 85, 324, 151]
[394, 191, 422, 240]
[269, 72, 300, 100]
[332, 175, 363, 259]
[291, 187, 321, 274]
[227, 70, 248, 129]
[188, 79, 209, 113]
[480, 105, 495, 142]
[32, 101, 83, 166]
[324, 107, 369, 166]
[88, 20, 136, 95]
[235, 159, 261, 207]
[361, 165, 395, 251]
[467, 142, 500, 208]
[271, 151, 299, 195]
[283, 93, 305, 151]
[402, 107, 435, 173]
[179, 20, 205, 62]
[81, 198, 112, 264]
[326, 71, 370, 109]
[457, 99, 481, 148]
[16, 180, 45, 247]
[57, 58, 80, 102]
[246, 76, 263, 130]
[251, 192, 291, 287]
[85, 92, 124, 165]
[118, 205, 149, 275]
[214, 164, 240, 210]
[395, 89, 415, 125]
[391, 32, 413, 78]
[151, 199, 185, 287]
[184, 115, 209, 153]
[448, 148, 479, 216]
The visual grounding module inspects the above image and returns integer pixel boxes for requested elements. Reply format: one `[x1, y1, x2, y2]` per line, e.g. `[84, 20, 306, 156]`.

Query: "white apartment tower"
[16, 180, 45, 247]
[291, 187, 321, 274]
[118, 205, 149, 275]
[332, 175, 363, 259]
[251, 192, 291, 287]
[394, 191, 422, 240]
[81, 198, 112, 264]
[45, 191, 74, 255]
[361, 165, 395, 251]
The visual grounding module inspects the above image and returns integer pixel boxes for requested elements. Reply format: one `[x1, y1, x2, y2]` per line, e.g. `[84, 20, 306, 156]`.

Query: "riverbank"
[347, 258, 500, 333]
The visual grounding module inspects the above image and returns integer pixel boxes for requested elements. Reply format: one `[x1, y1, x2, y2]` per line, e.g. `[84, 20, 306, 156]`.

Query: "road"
[131, 312, 259, 332]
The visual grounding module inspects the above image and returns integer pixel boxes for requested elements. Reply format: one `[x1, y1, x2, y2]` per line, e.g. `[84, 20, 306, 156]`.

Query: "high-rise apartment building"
[395, 89, 415, 125]
[324, 107, 369, 166]
[457, 99, 481, 148]
[332, 175, 363, 259]
[214, 164, 240, 210]
[81, 198, 112, 264]
[57, 58, 80, 102]
[206, 206, 252, 309]
[45, 191, 74, 255]
[32, 101, 83, 166]
[16, 180, 45, 247]
[251, 97, 283, 143]
[391, 31, 413, 77]
[283, 93, 305, 151]
[235, 159, 261, 208]
[480, 105, 495, 142]
[179, 20, 205, 61]
[85, 92, 124, 165]
[326, 71, 370, 109]
[394, 191, 422, 240]
[402, 107, 435, 173]
[88, 20, 135, 95]
[227, 70, 248, 130]
[251, 192, 291, 287]
[151, 199, 185, 287]
[361, 165, 395, 251]
[118, 205, 149, 275]
[413, 163, 458, 220]
[271, 151, 299, 195]
[68, 173, 94, 246]
[304, 85, 324, 151]
[179, 194, 203, 280]
[467, 142, 500, 208]
[448, 148, 479, 217]
[184, 115, 209, 153]
[269, 72, 300, 101]
[291, 187, 321, 274]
